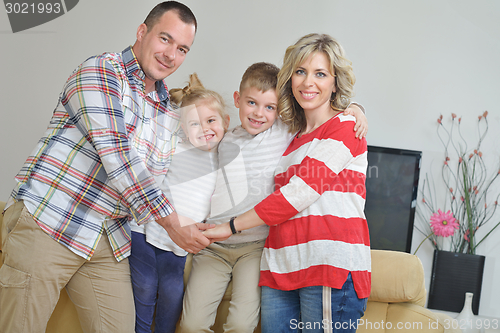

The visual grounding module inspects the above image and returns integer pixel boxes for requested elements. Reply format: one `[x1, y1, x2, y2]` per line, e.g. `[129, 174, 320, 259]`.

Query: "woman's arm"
[204, 117, 367, 242]
[203, 209, 264, 241]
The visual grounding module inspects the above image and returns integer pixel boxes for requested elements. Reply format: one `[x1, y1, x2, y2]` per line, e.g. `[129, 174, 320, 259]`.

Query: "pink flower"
[430, 209, 459, 237]
[483, 111, 488, 118]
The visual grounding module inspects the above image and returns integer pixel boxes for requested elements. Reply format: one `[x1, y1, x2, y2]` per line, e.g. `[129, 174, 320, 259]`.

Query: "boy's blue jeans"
[129, 231, 186, 333]
[260, 273, 367, 333]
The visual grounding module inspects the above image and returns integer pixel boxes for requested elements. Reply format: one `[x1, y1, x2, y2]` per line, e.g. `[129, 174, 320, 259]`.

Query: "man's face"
[133, 10, 196, 93]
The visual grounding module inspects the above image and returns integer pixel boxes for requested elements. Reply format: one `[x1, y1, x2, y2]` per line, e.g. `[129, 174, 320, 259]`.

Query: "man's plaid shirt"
[8, 46, 179, 261]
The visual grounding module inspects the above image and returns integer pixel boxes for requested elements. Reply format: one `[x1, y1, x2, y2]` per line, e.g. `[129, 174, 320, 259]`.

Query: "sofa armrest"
[369, 250, 426, 307]
[433, 313, 462, 333]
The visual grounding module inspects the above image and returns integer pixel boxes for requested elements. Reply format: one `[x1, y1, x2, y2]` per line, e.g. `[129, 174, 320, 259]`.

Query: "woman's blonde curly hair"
[278, 33, 355, 134]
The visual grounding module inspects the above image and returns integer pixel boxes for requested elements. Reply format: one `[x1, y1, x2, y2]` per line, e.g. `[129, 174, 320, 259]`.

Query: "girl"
[129, 73, 229, 333]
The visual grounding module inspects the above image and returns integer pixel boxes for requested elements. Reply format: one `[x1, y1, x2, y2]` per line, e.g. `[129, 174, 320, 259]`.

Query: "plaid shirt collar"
[122, 46, 170, 103]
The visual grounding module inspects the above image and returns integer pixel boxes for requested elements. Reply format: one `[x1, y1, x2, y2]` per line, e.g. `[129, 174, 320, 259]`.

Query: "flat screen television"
[365, 145, 422, 253]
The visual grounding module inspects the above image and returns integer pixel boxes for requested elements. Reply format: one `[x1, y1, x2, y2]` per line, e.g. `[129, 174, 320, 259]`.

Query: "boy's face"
[181, 104, 229, 151]
[234, 87, 278, 136]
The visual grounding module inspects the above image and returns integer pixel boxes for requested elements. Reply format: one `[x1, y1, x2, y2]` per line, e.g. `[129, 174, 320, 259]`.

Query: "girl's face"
[291, 52, 336, 114]
[181, 103, 228, 151]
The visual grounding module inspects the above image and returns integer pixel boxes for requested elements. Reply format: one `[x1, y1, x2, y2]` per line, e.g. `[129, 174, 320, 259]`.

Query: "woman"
[204, 33, 370, 333]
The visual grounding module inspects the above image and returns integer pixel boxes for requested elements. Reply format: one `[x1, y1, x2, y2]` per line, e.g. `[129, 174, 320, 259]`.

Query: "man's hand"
[344, 104, 368, 139]
[156, 212, 213, 254]
[203, 223, 232, 243]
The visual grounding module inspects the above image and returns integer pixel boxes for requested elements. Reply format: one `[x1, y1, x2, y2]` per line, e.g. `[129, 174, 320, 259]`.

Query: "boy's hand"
[203, 223, 232, 243]
[344, 104, 368, 139]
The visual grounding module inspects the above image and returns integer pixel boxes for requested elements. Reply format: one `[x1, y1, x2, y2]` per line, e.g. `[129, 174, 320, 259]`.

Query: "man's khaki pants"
[0, 201, 135, 333]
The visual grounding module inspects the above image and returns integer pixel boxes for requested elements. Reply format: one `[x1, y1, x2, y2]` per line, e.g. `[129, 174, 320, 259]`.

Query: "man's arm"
[63, 55, 210, 251]
[62, 55, 171, 222]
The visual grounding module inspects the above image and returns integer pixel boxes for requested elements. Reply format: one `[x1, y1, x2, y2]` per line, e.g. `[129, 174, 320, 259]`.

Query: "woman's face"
[291, 52, 336, 114]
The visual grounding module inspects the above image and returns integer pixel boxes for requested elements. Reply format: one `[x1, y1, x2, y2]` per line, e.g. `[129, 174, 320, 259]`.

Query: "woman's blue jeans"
[129, 231, 186, 333]
[261, 273, 367, 333]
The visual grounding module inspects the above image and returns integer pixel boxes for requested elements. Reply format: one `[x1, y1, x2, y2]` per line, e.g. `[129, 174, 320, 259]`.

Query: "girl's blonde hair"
[170, 73, 227, 124]
[277, 33, 356, 134]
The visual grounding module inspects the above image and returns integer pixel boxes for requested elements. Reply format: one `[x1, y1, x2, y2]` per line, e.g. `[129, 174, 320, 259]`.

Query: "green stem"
[475, 219, 500, 249]
[462, 162, 475, 254]
[413, 232, 434, 255]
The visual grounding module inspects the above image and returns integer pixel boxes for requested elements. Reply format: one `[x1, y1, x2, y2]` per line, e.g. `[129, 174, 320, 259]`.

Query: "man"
[0, 2, 209, 332]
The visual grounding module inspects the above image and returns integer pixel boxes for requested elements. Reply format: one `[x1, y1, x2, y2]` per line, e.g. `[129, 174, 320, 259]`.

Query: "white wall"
[1, 0, 499, 317]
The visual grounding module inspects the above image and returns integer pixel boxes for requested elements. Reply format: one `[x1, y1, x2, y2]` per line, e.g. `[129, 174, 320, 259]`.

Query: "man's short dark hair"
[144, 1, 197, 32]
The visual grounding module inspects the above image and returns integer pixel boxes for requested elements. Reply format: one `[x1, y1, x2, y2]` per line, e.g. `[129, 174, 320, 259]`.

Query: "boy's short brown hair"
[239, 62, 279, 93]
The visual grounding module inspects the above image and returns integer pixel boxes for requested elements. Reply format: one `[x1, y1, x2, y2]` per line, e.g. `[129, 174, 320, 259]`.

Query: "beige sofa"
[0, 201, 459, 332]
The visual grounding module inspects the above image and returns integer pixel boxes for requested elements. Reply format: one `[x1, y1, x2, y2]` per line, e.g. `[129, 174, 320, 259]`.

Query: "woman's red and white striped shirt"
[255, 113, 371, 299]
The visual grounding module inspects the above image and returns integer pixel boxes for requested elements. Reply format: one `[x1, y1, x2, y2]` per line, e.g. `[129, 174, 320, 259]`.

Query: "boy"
[180, 62, 366, 332]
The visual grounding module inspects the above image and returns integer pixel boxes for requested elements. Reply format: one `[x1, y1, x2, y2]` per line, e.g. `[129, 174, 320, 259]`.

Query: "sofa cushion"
[357, 301, 389, 332]
[386, 303, 443, 332]
[369, 250, 426, 306]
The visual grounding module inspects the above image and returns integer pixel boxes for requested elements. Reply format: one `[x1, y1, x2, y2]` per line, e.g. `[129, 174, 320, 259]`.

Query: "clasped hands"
[156, 213, 232, 254]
